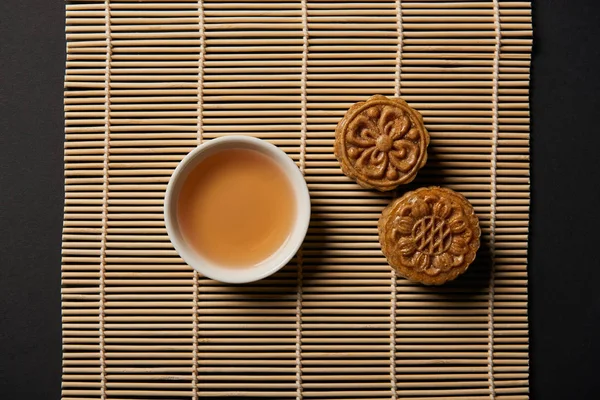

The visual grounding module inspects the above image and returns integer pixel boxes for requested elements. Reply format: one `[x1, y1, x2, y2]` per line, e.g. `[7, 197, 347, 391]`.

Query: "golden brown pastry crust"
[378, 187, 480, 285]
[334, 95, 430, 191]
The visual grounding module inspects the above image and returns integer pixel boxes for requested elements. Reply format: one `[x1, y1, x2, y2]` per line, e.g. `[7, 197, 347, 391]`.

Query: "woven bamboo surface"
[62, 1, 532, 398]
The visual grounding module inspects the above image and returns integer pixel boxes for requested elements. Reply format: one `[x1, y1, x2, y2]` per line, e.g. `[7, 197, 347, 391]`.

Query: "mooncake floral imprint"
[334, 95, 430, 191]
[378, 187, 480, 285]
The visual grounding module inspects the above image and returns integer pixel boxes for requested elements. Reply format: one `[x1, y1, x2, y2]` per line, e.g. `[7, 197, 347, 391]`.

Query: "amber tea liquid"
[177, 148, 296, 268]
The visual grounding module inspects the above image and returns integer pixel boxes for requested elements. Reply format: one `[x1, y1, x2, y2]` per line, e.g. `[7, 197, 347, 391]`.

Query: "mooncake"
[334, 95, 430, 191]
[378, 187, 480, 285]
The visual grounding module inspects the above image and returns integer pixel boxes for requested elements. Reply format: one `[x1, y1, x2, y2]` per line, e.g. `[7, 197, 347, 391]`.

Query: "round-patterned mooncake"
[334, 94, 430, 191]
[378, 187, 481, 285]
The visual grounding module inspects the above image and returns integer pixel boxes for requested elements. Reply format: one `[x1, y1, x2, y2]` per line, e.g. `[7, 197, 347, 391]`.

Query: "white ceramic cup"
[164, 136, 311, 284]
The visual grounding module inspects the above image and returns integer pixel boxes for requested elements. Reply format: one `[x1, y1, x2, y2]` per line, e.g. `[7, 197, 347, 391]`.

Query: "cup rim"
[164, 136, 311, 284]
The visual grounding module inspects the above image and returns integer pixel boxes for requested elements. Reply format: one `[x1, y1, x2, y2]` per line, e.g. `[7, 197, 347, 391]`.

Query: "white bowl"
[164, 136, 311, 284]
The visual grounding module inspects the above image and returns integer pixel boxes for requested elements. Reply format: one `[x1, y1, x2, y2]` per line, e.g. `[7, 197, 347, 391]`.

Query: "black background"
[1, 0, 600, 398]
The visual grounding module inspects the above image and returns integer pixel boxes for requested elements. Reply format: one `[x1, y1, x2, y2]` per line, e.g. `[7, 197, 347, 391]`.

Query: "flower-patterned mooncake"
[334, 95, 430, 191]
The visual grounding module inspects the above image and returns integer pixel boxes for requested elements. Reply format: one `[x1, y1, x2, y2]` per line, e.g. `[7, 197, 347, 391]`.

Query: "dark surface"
[1, 0, 600, 399]
[529, 0, 600, 398]
[0, 0, 64, 399]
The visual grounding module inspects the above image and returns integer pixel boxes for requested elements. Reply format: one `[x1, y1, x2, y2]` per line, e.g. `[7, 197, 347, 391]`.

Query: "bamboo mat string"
[389, 272, 398, 400]
[191, 269, 199, 400]
[295, 250, 305, 400]
[191, 3, 205, 398]
[299, 0, 308, 177]
[197, 0, 206, 147]
[395, 0, 404, 98]
[99, 1, 112, 399]
[296, 2, 309, 399]
[488, 0, 502, 398]
[389, 2, 403, 398]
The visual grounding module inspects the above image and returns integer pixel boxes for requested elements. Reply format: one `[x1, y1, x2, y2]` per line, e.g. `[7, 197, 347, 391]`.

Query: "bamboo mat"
[62, 1, 532, 398]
